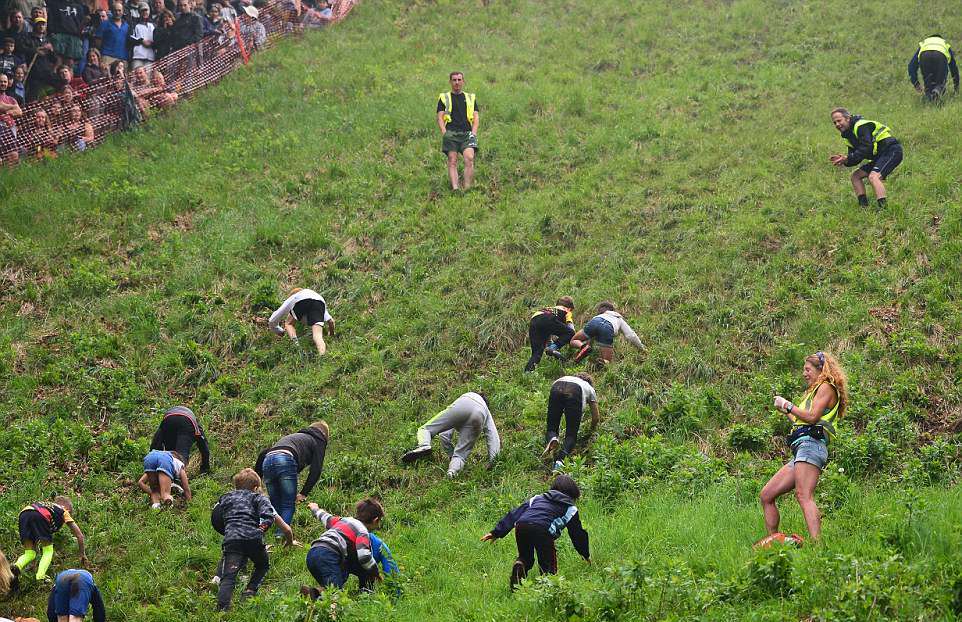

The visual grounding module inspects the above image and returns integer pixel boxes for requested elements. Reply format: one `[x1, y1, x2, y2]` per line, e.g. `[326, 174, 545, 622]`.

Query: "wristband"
[787, 404, 794, 414]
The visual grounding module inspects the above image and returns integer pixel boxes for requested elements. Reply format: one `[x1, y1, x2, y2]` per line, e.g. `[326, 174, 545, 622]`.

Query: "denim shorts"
[583, 316, 615, 347]
[143, 449, 176, 479]
[790, 437, 828, 471]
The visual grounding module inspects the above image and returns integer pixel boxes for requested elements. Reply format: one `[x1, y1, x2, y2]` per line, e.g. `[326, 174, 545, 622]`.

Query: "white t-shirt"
[131, 22, 156, 61]
[268, 289, 332, 333]
[554, 376, 598, 410]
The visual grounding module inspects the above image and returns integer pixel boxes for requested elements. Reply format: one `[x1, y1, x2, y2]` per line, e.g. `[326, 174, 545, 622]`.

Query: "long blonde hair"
[0, 549, 14, 597]
[805, 351, 848, 418]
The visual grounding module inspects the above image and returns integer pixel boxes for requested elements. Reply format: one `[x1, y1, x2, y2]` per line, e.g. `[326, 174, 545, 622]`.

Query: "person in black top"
[525, 296, 576, 372]
[829, 108, 902, 209]
[150, 405, 211, 474]
[45, 0, 88, 66]
[908, 35, 959, 103]
[481, 475, 590, 591]
[436, 71, 480, 191]
[254, 421, 329, 534]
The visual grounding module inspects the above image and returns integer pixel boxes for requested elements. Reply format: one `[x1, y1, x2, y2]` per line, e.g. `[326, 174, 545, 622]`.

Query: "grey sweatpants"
[416, 393, 495, 475]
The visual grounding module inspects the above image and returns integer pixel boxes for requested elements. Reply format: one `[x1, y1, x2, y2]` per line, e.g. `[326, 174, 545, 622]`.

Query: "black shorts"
[19, 509, 53, 544]
[859, 143, 903, 180]
[291, 298, 326, 326]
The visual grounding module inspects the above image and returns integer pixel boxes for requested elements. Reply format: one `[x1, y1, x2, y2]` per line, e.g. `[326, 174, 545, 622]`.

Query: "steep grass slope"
[2, 0, 962, 619]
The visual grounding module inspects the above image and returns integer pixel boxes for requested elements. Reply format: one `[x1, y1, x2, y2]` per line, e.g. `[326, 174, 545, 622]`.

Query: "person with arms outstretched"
[482, 475, 589, 591]
[829, 108, 902, 209]
[437, 71, 479, 191]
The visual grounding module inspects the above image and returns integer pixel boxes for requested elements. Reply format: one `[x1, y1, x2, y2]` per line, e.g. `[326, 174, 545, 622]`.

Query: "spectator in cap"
[15, 16, 45, 58]
[129, 1, 155, 69]
[239, 5, 265, 49]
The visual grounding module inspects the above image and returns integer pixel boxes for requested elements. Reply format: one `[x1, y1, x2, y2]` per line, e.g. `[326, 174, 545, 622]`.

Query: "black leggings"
[525, 314, 575, 372]
[546, 382, 584, 459]
[515, 522, 557, 576]
[919, 50, 949, 97]
[217, 540, 269, 611]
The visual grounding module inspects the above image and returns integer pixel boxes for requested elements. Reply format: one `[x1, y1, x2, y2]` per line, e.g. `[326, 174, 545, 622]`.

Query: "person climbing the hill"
[45, 569, 105, 622]
[0, 549, 21, 597]
[481, 474, 589, 591]
[211, 468, 296, 611]
[908, 34, 959, 103]
[138, 449, 192, 509]
[150, 405, 211, 475]
[829, 108, 903, 209]
[759, 351, 848, 542]
[437, 71, 479, 191]
[268, 287, 335, 357]
[14, 497, 88, 582]
[254, 421, 329, 533]
[570, 301, 644, 365]
[346, 531, 399, 595]
[525, 296, 577, 372]
[301, 498, 383, 598]
[542, 373, 600, 472]
[401, 391, 501, 477]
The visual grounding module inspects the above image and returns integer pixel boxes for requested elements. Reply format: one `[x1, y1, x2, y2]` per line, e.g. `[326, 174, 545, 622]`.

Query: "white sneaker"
[171, 483, 184, 495]
[210, 575, 221, 586]
[541, 437, 560, 458]
[552, 460, 564, 473]
[151, 502, 162, 510]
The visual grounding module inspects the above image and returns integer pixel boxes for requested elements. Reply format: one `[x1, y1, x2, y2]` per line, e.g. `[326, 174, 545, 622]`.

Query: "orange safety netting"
[0, 0, 358, 166]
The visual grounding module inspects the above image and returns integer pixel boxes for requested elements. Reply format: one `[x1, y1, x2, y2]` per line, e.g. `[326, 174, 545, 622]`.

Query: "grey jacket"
[216, 489, 277, 543]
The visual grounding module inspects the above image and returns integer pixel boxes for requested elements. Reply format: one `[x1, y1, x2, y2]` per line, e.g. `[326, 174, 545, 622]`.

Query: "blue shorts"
[52, 570, 95, 616]
[790, 437, 828, 471]
[143, 449, 177, 479]
[583, 316, 615, 347]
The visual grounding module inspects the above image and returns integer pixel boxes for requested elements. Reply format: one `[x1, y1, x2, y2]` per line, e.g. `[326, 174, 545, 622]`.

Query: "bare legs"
[310, 324, 327, 356]
[759, 462, 822, 540]
[445, 147, 476, 191]
[851, 169, 886, 200]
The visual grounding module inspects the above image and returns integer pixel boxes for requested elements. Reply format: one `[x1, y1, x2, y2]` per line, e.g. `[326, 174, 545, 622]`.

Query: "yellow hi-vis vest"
[845, 119, 893, 156]
[791, 382, 840, 441]
[919, 36, 951, 61]
[438, 91, 476, 125]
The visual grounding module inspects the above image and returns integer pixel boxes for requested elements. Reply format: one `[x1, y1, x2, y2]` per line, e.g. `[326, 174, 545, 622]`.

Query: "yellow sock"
[36, 544, 54, 579]
[14, 548, 36, 569]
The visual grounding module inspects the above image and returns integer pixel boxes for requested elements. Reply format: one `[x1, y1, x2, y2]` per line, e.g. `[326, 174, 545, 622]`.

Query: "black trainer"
[510, 560, 527, 591]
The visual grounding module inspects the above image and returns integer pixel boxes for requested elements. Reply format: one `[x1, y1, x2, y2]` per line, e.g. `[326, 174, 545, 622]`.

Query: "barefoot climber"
[437, 71, 479, 191]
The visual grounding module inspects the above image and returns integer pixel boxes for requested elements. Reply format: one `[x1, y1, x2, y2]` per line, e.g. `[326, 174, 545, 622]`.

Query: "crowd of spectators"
[0, 0, 336, 165]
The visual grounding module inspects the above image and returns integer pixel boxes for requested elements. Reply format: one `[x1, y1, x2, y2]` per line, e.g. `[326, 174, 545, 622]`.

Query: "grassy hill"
[2, 0, 962, 619]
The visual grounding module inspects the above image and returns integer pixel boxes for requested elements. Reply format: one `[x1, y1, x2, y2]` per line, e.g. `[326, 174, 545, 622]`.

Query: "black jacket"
[491, 490, 590, 560]
[840, 115, 898, 166]
[254, 427, 328, 497]
[170, 10, 202, 51]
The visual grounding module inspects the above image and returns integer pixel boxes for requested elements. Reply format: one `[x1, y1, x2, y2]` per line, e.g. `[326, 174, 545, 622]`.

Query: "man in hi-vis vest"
[437, 71, 480, 191]
[829, 108, 903, 209]
[908, 34, 959, 103]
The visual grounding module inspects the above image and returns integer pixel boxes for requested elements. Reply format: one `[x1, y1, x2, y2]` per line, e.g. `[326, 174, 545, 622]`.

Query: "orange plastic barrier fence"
[0, 0, 359, 166]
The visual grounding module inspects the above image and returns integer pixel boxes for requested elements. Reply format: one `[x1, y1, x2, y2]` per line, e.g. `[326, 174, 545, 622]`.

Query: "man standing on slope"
[829, 108, 902, 210]
[908, 34, 959, 103]
[437, 71, 479, 191]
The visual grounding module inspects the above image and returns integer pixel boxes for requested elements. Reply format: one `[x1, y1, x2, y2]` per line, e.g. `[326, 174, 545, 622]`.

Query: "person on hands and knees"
[268, 287, 335, 357]
[481, 475, 590, 591]
[908, 34, 959, 103]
